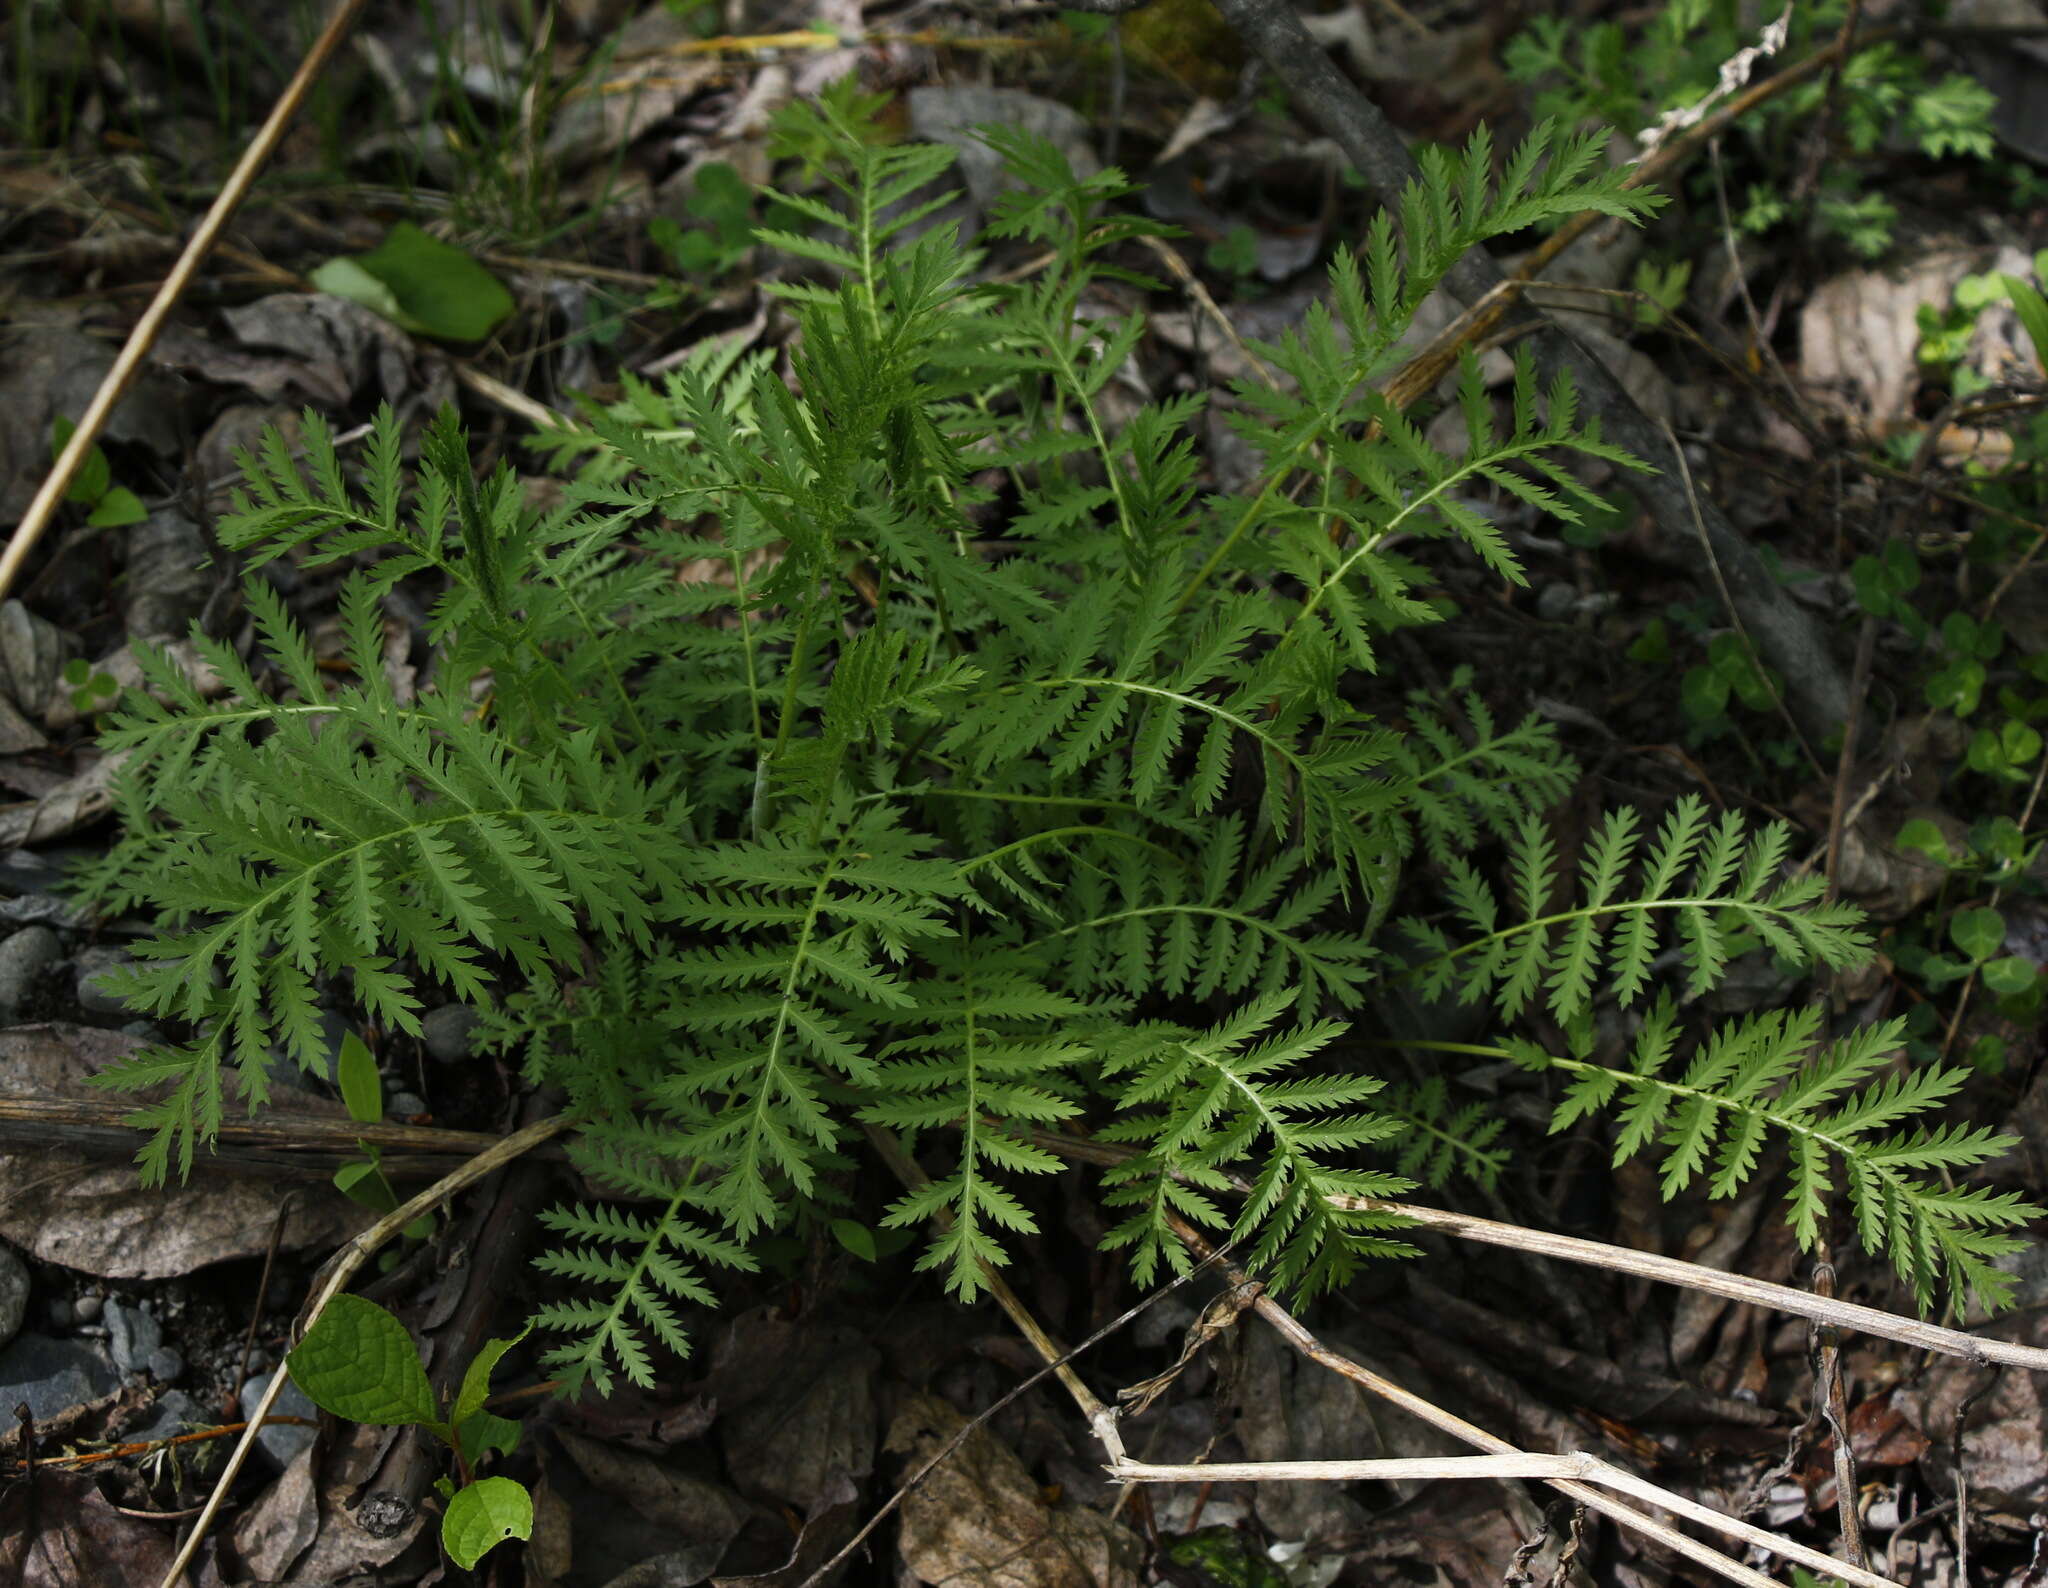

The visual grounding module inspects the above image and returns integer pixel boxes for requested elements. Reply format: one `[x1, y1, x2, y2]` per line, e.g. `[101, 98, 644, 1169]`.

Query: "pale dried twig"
[1154, 1217, 1889, 1588]
[1111, 1452, 1901, 1588]
[1030, 1127, 2048, 1372]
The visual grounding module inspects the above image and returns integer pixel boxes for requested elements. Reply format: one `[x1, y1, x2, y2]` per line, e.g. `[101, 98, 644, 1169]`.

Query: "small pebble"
[0, 1243, 28, 1349]
[45, 1297, 73, 1332]
[420, 1004, 477, 1063]
[355, 1492, 415, 1539]
[240, 1368, 319, 1469]
[72, 1294, 102, 1324]
[387, 1091, 428, 1119]
[0, 1333, 120, 1421]
[73, 945, 136, 1018]
[1535, 582, 1581, 623]
[244, 1346, 272, 1373]
[0, 925, 61, 1018]
[0, 893, 89, 930]
[106, 1300, 168, 1378]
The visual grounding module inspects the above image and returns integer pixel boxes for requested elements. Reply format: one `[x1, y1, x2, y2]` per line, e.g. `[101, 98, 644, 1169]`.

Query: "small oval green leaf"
[442, 1476, 532, 1570]
[335, 1031, 383, 1124]
[1893, 818, 1957, 866]
[1981, 955, 2039, 996]
[830, 1218, 877, 1262]
[346, 223, 515, 342]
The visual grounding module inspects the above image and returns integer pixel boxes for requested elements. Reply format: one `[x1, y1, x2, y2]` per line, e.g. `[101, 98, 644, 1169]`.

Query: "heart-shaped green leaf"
[1950, 907, 2007, 964]
[287, 1294, 437, 1427]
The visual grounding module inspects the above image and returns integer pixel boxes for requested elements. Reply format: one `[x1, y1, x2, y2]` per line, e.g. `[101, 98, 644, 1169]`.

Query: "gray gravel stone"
[74, 944, 136, 1017]
[127, 1388, 202, 1446]
[104, 1299, 157, 1373]
[0, 1333, 118, 1420]
[240, 1368, 320, 1469]
[0, 1243, 27, 1348]
[44, 1297, 72, 1331]
[420, 1003, 477, 1063]
[1536, 582, 1581, 622]
[104, 1299, 181, 1380]
[0, 894, 88, 930]
[0, 848, 78, 897]
[72, 1293, 102, 1324]
[387, 1091, 427, 1119]
[0, 925, 60, 1019]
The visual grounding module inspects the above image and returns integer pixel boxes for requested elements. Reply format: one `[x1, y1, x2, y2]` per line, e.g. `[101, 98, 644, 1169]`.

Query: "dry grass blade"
[1031, 1129, 2048, 1372]
[1110, 1452, 1901, 1588]
[1158, 1217, 1885, 1588]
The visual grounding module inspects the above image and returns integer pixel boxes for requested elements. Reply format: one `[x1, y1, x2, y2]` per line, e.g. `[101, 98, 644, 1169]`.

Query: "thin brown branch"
[0, 1093, 566, 1178]
[1811, 1263, 1869, 1569]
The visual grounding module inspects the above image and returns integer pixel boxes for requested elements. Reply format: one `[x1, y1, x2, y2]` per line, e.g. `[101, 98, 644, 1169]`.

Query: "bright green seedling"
[651, 161, 763, 277]
[311, 223, 514, 342]
[1204, 223, 1262, 281]
[61, 658, 121, 720]
[286, 1295, 531, 1570]
[50, 417, 146, 528]
[329, 1032, 434, 1261]
[1630, 258, 1691, 328]
[1923, 611, 2003, 718]
[1948, 908, 2044, 1014]
[1850, 540, 1925, 637]
[1679, 631, 1796, 764]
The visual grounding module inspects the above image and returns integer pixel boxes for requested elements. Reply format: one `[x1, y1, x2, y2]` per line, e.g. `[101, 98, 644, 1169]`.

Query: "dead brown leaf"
[0, 1474, 174, 1586]
[887, 1393, 1139, 1588]
[709, 1308, 879, 1512]
[1895, 1309, 2048, 1513]
[1798, 250, 1973, 439]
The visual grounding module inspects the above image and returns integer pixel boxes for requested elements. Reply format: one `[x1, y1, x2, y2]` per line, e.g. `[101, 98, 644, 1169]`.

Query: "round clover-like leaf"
[442, 1476, 532, 1570]
[1981, 955, 2040, 997]
[287, 1294, 438, 1427]
[1894, 818, 1959, 867]
[1950, 906, 2007, 965]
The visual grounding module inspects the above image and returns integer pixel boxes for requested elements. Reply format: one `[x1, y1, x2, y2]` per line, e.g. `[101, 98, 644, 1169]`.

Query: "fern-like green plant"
[68, 77, 2035, 1399]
